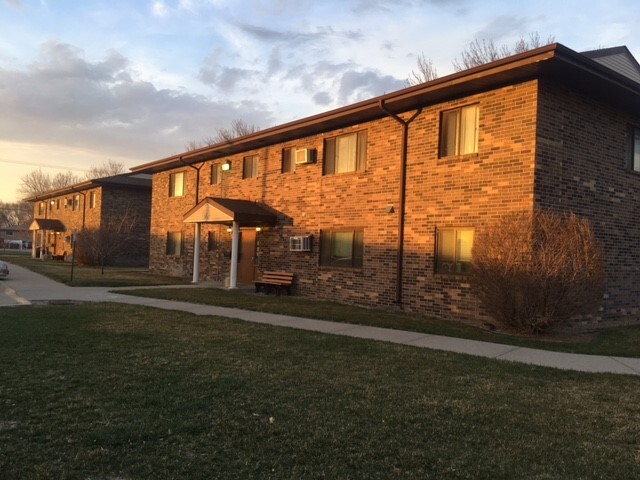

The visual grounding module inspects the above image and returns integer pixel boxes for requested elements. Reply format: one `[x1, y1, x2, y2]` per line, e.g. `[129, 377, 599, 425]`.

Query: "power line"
[0, 158, 90, 172]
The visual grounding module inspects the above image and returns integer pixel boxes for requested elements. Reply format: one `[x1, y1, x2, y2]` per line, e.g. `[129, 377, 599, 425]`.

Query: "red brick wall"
[535, 80, 640, 323]
[402, 81, 538, 319]
[149, 80, 540, 321]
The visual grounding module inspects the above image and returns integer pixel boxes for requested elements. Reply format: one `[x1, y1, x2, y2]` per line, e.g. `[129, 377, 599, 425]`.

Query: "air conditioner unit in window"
[289, 235, 312, 252]
[294, 148, 316, 165]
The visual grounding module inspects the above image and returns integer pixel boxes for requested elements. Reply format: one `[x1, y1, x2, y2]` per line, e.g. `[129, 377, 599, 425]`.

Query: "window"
[208, 231, 218, 251]
[320, 229, 364, 268]
[628, 126, 640, 171]
[89, 192, 96, 209]
[436, 228, 474, 274]
[166, 231, 183, 256]
[439, 105, 479, 157]
[282, 148, 295, 173]
[56, 199, 60, 210]
[169, 172, 185, 197]
[38, 202, 44, 216]
[243, 155, 259, 179]
[73, 194, 80, 211]
[323, 131, 367, 175]
[211, 164, 221, 185]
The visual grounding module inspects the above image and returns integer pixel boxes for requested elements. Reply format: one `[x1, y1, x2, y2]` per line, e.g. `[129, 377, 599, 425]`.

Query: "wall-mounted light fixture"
[226, 227, 233, 233]
[221, 160, 231, 171]
[255, 227, 262, 232]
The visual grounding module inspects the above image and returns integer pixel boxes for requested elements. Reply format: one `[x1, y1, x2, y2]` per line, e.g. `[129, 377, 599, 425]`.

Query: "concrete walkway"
[2, 261, 640, 376]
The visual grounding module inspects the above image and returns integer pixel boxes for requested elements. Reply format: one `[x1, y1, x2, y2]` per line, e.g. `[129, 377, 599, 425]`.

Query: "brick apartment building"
[132, 43, 640, 324]
[26, 173, 152, 267]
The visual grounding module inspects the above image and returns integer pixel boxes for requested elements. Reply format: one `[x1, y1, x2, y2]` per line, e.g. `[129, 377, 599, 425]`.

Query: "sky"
[1, 0, 639, 203]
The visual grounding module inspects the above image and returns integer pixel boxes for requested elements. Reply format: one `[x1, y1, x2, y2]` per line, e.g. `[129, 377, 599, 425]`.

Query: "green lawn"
[0, 254, 188, 287]
[119, 287, 640, 358]
[0, 303, 639, 479]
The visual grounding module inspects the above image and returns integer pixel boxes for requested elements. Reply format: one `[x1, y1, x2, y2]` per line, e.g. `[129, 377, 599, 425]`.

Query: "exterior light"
[227, 227, 232, 233]
[221, 161, 231, 171]
[255, 227, 262, 232]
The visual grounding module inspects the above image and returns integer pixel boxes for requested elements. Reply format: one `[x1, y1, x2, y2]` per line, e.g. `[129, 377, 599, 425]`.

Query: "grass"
[119, 287, 640, 358]
[0, 303, 639, 479]
[0, 254, 188, 287]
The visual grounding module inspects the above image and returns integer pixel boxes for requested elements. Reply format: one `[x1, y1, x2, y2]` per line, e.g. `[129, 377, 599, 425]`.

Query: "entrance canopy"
[29, 218, 66, 232]
[183, 197, 277, 227]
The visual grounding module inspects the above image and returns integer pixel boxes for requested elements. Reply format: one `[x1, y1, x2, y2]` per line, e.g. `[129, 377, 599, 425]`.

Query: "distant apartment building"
[26, 173, 152, 266]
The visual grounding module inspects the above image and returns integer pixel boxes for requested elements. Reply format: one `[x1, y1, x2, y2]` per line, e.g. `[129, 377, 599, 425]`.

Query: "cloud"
[312, 92, 332, 105]
[2, 0, 21, 8]
[151, 0, 169, 17]
[337, 70, 405, 104]
[0, 41, 273, 159]
[475, 15, 530, 41]
[237, 23, 362, 46]
[198, 48, 260, 92]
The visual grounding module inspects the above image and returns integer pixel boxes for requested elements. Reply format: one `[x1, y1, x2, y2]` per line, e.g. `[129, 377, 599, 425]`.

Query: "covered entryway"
[29, 219, 66, 259]
[182, 197, 277, 288]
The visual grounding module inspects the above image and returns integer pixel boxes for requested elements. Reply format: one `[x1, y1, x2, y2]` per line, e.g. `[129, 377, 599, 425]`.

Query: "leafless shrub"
[470, 210, 605, 333]
[76, 207, 139, 273]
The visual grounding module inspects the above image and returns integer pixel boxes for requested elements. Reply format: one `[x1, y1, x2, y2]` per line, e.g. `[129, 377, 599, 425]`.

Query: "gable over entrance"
[182, 197, 277, 227]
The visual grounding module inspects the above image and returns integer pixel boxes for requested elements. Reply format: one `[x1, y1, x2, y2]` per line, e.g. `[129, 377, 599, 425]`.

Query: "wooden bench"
[254, 271, 294, 296]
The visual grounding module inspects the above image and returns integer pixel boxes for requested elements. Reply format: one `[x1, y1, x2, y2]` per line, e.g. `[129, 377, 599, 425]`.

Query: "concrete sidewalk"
[2, 261, 640, 376]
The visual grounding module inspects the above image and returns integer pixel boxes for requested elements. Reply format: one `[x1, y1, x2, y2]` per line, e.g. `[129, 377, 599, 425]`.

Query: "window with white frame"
[73, 194, 81, 211]
[320, 229, 364, 268]
[323, 131, 367, 175]
[436, 228, 474, 274]
[89, 191, 96, 209]
[166, 231, 183, 256]
[439, 105, 479, 157]
[169, 172, 185, 197]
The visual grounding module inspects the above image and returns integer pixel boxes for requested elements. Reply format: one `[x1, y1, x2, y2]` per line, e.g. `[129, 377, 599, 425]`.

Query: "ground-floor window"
[435, 227, 474, 274]
[166, 231, 183, 256]
[320, 229, 364, 268]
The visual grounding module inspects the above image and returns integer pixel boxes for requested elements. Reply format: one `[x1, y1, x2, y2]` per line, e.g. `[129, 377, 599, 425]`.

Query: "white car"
[0, 261, 9, 279]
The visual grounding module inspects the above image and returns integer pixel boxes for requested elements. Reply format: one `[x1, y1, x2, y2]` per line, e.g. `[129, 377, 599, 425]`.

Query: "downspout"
[178, 158, 204, 283]
[377, 100, 422, 306]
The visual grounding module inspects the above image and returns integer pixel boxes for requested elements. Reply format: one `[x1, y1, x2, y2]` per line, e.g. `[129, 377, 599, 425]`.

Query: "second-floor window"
[243, 155, 259, 179]
[89, 192, 96, 209]
[169, 172, 185, 197]
[629, 126, 640, 171]
[282, 148, 295, 173]
[439, 104, 479, 158]
[38, 202, 44, 216]
[323, 131, 367, 175]
[73, 195, 80, 211]
[211, 164, 221, 185]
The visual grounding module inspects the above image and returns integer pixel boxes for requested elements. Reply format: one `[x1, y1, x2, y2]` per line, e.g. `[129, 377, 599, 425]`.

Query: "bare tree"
[76, 206, 139, 274]
[185, 119, 260, 151]
[470, 210, 605, 333]
[406, 53, 439, 86]
[453, 33, 555, 72]
[211, 119, 259, 143]
[18, 169, 53, 198]
[51, 171, 81, 190]
[0, 202, 33, 226]
[85, 160, 126, 180]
